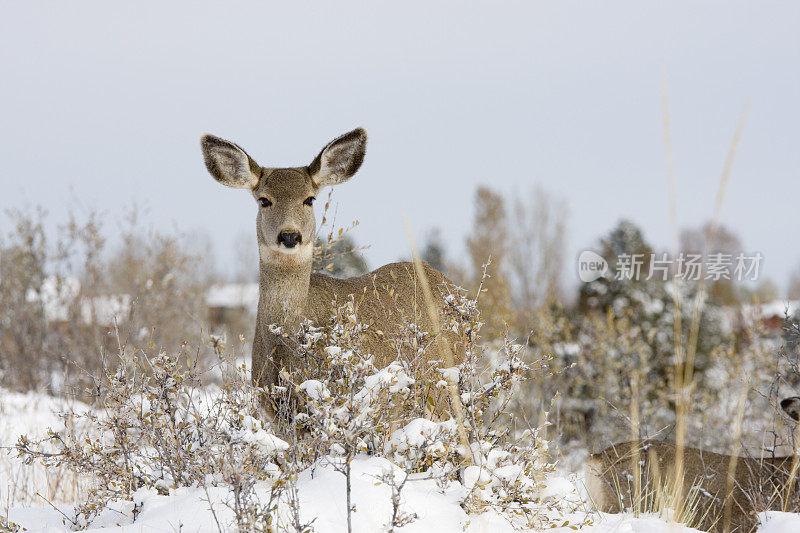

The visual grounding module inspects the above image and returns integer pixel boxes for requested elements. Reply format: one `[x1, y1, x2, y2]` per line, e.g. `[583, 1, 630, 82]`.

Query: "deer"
[585, 397, 800, 532]
[200, 128, 463, 419]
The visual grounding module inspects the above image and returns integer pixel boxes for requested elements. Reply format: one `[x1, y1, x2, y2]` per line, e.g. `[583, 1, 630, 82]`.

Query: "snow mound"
[4, 389, 800, 532]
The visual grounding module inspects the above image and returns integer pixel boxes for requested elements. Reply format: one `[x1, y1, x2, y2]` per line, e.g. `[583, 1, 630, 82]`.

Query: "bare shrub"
[465, 187, 513, 340]
[507, 185, 567, 328]
[104, 207, 211, 354]
[17, 337, 288, 528]
[269, 284, 584, 529]
[0, 206, 213, 396]
[16, 278, 584, 530]
[789, 263, 800, 300]
[0, 208, 51, 390]
[460, 185, 568, 341]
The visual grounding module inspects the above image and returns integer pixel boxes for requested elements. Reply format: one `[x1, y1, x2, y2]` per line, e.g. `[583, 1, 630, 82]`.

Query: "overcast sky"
[2, 1, 798, 293]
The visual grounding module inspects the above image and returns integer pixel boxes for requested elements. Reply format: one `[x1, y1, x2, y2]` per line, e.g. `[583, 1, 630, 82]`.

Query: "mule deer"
[585, 397, 800, 532]
[200, 128, 461, 416]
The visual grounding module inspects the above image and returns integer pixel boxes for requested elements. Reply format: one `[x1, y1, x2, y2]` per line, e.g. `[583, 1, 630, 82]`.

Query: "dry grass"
[592, 78, 785, 532]
[0, 390, 89, 508]
[403, 215, 473, 461]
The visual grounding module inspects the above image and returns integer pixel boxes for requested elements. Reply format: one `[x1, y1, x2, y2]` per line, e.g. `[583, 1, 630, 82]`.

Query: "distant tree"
[105, 207, 211, 353]
[0, 209, 49, 389]
[507, 186, 567, 326]
[466, 186, 512, 340]
[557, 220, 735, 446]
[789, 262, 800, 300]
[313, 234, 368, 279]
[753, 279, 779, 302]
[578, 219, 654, 314]
[420, 228, 448, 274]
[680, 222, 743, 257]
[459, 185, 568, 338]
[740, 278, 780, 304]
[680, 221, 743, 305]
[578, 219, 726, 382]
[232, 230, 259, 283]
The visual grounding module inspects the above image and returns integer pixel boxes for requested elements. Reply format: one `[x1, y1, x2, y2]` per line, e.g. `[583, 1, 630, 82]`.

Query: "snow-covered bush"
[269, 288, 584, 529]
[523, 299, 791, 457]
[17, 283, 582, 531]
[16, 338, 288, 529]
[520, 220, 784, 455]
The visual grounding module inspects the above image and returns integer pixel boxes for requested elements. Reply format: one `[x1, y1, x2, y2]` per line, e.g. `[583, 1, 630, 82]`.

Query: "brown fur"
[586, 400, 800, 532]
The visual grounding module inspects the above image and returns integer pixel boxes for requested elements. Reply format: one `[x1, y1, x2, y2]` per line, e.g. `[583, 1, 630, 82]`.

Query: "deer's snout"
[277, 232, 302, 248]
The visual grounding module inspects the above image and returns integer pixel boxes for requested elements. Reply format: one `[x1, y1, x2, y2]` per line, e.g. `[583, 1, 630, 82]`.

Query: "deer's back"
[306, 261, 461, 367]
[586, 440, 797, 532]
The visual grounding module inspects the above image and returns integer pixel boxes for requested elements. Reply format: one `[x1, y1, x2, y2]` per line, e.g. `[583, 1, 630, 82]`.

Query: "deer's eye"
[258, 198, 273, 208]
[303, 196, 315, 207]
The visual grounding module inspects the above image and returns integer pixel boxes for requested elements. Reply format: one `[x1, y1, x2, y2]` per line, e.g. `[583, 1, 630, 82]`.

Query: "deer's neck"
[251, 258, 312, 390]
[257, 260, 312, 328]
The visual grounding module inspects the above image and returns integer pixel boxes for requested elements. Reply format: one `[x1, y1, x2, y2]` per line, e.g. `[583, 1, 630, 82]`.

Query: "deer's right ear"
[200, 134, 260, 189]
[308, 127, 367, 188]
[781, 397, 800, 421]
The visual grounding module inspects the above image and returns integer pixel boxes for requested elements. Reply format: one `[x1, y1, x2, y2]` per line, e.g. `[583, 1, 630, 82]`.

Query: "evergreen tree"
[313, 234, 368, 279]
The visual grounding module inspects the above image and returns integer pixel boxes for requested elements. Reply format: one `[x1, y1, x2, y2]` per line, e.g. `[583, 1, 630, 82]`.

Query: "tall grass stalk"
[663, 71, 750, 526]
[629, 373, 642, 515]
[784, 420, 800, 512]
[722, 381, 749, 532]
[403, 215, 473, 464]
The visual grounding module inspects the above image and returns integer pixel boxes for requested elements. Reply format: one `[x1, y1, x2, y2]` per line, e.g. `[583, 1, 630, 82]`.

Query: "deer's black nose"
[278, 232, 302, 248]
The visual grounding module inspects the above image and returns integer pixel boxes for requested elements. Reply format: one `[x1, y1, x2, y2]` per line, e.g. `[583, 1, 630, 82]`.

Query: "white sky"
[1, 1, 798, 292]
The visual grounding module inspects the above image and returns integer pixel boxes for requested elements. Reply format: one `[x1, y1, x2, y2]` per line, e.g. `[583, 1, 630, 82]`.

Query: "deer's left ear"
[200, 134, 261, 189]
[781, 397, 800, 421]
[308, 128, 367, 187]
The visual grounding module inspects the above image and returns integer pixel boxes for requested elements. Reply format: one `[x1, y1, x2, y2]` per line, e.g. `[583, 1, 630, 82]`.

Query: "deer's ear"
[200, 134, 260, 189]
[781, 397, 800, 421]
[308, 128, 367, 187]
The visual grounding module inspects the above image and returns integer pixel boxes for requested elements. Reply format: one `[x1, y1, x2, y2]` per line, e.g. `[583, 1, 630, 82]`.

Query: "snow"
[387, 418, 457, 459]
[25, 276, 80, 323]
[354, 361, 415, 404]
[3, 388, 800, 532]
[23, 276, 133, 325]
[760, 512, 800, 533]
[231, 415, 290, 453]
[299, 379, 331, 401]
[559, 514, 705, 533]
[439, 366, 461, 384]
[80, 294, 131, 326]
[293, 457, 468, 532]
[205, 282, 260, 313]
[0, 388, 91, 507]
[759, 300, 799, 320]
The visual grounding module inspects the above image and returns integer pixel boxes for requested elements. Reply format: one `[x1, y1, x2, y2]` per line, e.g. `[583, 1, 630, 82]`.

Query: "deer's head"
[200, 128, 367, 267]
[781, 396, 800, 421]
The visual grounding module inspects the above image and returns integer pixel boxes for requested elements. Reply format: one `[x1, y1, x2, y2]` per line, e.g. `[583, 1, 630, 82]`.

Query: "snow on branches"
[16, 289, 582, 531]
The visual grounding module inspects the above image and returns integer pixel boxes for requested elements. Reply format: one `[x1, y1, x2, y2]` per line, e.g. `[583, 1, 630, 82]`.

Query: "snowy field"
[2, 388, 799, 533]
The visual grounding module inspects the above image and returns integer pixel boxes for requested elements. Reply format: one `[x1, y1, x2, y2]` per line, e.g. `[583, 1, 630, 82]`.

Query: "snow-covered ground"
[2, 388, 799, 532]
[0, 389, 91, 509]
